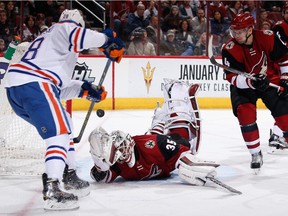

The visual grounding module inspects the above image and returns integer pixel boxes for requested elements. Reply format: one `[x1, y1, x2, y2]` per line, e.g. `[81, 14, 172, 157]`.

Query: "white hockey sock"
[66, 136, 76, 170]
[44, 134, 70, 180]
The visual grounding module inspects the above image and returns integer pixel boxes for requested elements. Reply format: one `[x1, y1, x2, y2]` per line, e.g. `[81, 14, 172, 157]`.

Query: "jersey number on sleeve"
[166, 138, 177, 151]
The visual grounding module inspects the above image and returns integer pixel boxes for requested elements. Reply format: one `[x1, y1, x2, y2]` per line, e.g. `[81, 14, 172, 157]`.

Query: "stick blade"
[73, 137, 80, 144]
[207, 176, 242, 195]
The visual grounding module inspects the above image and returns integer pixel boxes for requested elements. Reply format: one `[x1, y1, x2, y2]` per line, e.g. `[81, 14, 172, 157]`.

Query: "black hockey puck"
[96, 109, 105, 117]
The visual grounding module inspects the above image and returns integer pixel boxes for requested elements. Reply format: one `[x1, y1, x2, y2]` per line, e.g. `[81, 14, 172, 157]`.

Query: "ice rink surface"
[1, 109, 288, 216]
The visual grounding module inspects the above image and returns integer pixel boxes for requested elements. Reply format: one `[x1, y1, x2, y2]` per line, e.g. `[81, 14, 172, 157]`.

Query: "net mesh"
[0, 76, 70, 176]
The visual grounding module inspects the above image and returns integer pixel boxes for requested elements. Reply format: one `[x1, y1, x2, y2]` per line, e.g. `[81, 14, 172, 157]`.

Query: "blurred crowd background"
[0, 0, 286, 56]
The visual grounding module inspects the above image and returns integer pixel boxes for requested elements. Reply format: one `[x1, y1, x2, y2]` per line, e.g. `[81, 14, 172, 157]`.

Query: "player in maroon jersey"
[88, 79, 219, 185]
[268, 4, 288, 150]
[221, 12, 288, 171]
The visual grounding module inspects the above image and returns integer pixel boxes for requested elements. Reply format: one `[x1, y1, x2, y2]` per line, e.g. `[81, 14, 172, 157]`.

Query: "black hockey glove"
[250, 74, 270, 91]
[79, 81, 107, 102]
[90, 166, 109, 182]
[278, 73, 288, 98]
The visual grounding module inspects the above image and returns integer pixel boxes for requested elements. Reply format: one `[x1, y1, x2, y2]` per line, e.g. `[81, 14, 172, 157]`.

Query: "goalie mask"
[103, 130, 136, 168]
[59, 9, 85, 27]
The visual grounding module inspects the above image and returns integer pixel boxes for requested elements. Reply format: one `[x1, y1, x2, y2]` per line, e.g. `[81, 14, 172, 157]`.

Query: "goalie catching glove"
[176, 152, 219, 186]
[99, 28, 125, 63]
[89, 127, 111, 182]
[79, 81, 107, 102]
[89, 127, 136, 168]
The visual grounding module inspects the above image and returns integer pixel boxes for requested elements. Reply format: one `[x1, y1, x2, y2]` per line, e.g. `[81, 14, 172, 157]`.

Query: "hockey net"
[0, 76, 71, 176]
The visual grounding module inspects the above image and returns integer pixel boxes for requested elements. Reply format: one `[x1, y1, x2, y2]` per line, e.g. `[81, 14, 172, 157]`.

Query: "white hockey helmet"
[103, 130, 136, 168]
[59, 9, 85, 27]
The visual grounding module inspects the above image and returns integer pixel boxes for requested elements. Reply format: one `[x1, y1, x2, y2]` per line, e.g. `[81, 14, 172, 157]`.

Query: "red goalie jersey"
[101, 133, 190, 182]
[89, 80, 213, 185]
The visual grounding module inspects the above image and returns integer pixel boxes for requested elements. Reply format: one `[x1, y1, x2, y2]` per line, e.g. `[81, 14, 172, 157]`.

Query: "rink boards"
[72, 56, 266, 110]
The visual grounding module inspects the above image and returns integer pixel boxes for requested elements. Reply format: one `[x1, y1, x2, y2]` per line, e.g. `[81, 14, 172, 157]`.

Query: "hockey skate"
[268, 130, 288, 153]
[62, 166, 90, 198]
[250, 151, 263, 174]
[42, 173, 79, 211]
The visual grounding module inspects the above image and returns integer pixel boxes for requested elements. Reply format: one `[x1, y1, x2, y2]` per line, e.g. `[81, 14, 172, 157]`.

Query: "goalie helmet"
[59, 9, 85, 27]
[103, 130, 136, 168]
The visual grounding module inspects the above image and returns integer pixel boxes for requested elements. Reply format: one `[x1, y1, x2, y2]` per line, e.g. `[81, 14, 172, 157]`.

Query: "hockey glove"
[278, 73, 288, 98]
[90, 165, 110, 182]
[250, 74, 270, 91]
[79, 81, 107, 102]
[99, 28, 125, 63]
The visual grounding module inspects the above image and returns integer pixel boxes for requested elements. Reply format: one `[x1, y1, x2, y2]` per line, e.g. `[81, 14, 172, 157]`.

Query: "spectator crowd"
[0, 0, 287, 56]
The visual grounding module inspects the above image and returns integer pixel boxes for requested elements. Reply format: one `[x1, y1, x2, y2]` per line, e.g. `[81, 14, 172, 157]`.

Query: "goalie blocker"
[176, 152, 219, 185]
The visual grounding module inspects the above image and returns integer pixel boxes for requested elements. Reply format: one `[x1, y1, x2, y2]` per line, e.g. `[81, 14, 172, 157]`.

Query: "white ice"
[1, 109, 288, 216]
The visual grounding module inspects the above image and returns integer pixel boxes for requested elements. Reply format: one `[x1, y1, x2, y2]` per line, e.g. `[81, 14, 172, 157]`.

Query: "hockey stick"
[208, 36, 283, 92]
[206, 176, 242, 195]
[73, 59, 112, 143]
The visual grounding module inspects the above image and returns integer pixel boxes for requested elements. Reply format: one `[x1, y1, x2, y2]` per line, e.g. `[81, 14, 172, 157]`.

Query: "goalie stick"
[73, 59, 112, 143]
[208, 36, 283, 92]
[206, 176, 242, 195]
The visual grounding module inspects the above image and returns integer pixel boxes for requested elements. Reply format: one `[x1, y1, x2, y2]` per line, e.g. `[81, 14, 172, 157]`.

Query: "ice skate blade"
[267, 146, 288, 155]
[44, 199, 79, 211]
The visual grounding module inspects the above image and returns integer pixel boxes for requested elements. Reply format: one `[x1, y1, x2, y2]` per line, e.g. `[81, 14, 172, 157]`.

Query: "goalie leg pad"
[162, 79, 201, 154]
[176, 152, 219, 186]
[163, 78, 193, 117]
[148, 79, 201, 153]
[189, 84, 201, 154]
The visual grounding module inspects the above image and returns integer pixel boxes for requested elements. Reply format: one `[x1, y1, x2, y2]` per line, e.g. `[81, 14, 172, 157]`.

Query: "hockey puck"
[96, 109, 105, 117]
